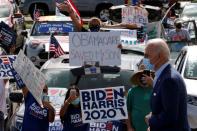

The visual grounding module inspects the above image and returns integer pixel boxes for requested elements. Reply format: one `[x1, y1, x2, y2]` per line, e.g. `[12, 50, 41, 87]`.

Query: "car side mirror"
[21, 30, 28, 38]
[9, 92, 23, 103]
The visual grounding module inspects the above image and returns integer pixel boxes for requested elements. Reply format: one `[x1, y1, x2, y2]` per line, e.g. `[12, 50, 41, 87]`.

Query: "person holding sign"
[126, 58, 154, 131]
[57, 1, 138, 32]
[21, 85, 55, 131]
[60, 84, 89, 131]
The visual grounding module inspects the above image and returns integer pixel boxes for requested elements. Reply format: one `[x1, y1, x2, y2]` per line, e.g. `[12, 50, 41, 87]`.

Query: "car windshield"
[42, 68, 133, 91]
[42, 68, 76, 88]
[0, 5, 10, 17]
[184, 53, 197, 80]
[78, 70, 133, 91]
[182, 5, 197, 17]
[31, 21, 75, 36]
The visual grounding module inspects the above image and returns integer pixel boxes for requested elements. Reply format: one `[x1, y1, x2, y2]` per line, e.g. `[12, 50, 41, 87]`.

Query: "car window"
[42, 69, 76, 88]
[184, 53, 197, 80]
[78, 70, 133, 91]
[0, 6, 11, 17]
[31, 21, 76, 36]
[182, 4, 197, 17]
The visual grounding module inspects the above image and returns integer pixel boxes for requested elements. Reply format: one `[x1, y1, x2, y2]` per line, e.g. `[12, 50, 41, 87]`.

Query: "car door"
[174, 50, 187, 74]
[72, 0, 92, 12]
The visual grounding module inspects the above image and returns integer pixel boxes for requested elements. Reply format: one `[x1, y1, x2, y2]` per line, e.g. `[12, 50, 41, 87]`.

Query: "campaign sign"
[69, 32, 121, 66]
[13, 50, 46, 106]
[0, 21, 16, 46]
[37, 22, 74, 34]
[122, 6, 148, 26]
[80, 86, 128, 123]
[0, 55, 16, 79]
[89, 121, 124, 131]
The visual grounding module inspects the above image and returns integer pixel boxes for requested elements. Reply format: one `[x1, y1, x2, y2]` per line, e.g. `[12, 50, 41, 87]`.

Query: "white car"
[174, 45, 197, 130]
[24, 15, 77, 68]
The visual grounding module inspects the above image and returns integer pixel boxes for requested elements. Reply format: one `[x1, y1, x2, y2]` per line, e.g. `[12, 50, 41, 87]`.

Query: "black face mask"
[175, 23, 182, 29]
[89, 25, 100, 32]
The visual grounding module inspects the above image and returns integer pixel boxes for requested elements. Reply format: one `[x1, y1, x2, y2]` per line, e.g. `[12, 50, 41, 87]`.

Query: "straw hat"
[130, 70, 155, 85]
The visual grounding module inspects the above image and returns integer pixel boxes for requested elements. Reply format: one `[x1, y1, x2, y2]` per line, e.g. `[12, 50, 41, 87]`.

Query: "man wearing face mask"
[60, 84, 89, 131]
[168, 18, 190, 41]
[144, 38, 190, 131]
[57, 1, 138, 32]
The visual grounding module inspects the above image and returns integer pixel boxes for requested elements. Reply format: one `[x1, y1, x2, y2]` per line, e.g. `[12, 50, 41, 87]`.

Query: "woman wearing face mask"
[126, 58, 154, 131]
[60, 84, 89, 131]
[168, 18, 191, 41]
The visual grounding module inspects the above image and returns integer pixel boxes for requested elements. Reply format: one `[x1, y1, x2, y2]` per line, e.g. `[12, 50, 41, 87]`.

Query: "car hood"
[184, 78, 197, 96]
[29, 36, 69, 52]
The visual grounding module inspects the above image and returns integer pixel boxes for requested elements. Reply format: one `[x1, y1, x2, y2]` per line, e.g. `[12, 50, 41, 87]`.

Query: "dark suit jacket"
[149, 64, 190, 131]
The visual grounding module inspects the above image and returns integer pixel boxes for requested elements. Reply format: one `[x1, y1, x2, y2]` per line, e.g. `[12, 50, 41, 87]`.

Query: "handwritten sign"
[13, 50, 46, 106]
[69, 32, 121, 66]
[0, 55, 16, 79]
[146, 21, 162, 39]
[80, 86, 128, 123]
[122, 6, 148, 26]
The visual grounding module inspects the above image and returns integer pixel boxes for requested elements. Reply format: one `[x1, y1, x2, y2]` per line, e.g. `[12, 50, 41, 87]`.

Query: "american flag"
[105, 88, 113, 100]
[0, 56, 10, 65]
[49, 34, 64, 58]
[33, 5, 40, 21]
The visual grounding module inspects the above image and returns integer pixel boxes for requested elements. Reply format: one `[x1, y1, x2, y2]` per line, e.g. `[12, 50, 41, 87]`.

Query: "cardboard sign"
[13, 50, 46, 106]
[122, 6, 148, 26]
[69, 32, 121, 66]
[146, 21, 162, 39]
[80, 86, 128, 123]
[0, 55, 16, 79]
[0, 21, 16, 46]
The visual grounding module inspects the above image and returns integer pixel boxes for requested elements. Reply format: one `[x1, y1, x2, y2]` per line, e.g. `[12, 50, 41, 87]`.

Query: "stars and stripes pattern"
[0, 56, 10, 65]
[105, 88, 113, 100]
[49, 34, 64, 58]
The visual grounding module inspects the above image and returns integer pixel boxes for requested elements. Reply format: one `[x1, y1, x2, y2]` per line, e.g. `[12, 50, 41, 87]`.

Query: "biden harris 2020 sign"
[80, 86, 128, 123]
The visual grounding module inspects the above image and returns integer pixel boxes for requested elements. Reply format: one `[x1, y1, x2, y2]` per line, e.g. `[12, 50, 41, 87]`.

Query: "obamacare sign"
[80, 86, 128, 123]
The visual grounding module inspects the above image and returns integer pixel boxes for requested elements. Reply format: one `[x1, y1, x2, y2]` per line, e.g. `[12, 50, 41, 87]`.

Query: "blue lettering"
[82, 92, 91, 102]
[96, 90, 106, 101]
[114, 88, 124, 99]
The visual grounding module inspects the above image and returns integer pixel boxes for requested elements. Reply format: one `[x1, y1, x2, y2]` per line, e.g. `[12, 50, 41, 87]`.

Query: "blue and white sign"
[0, 55, 16, 79]
[80, 86, 128, 123]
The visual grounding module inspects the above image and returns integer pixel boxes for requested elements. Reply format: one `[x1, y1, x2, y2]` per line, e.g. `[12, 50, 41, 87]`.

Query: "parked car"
[180, 2, 197, 21]
[174, 45, 197, 130]
[18, 0, 127, 21]
[23, 15, 77, 68]
[8, 48, 144, 130]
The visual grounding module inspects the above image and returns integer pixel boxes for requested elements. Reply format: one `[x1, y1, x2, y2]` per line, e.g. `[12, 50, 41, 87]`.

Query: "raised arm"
[57, 1, 83, 31]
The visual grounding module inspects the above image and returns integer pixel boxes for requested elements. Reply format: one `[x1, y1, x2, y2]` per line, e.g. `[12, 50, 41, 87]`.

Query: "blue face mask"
[143, 58, 154, 70]
[71, 97, 80, 105]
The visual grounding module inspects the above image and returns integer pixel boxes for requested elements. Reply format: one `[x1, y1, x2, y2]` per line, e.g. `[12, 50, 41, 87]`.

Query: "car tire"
[96, 4, 113, 21]
[29, 4, 49, 20]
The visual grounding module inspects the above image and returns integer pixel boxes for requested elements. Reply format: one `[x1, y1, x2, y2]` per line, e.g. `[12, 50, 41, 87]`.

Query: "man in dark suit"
[144, 38, 190, 131]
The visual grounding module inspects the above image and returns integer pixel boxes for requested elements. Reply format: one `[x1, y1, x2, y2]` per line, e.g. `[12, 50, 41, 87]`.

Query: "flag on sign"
[0, 56, 10, 65]
[33, 4, 40, 21]
[105, 88, 113, 100]
[49, 34, 64, 58]
[67, 0, 83, 24]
